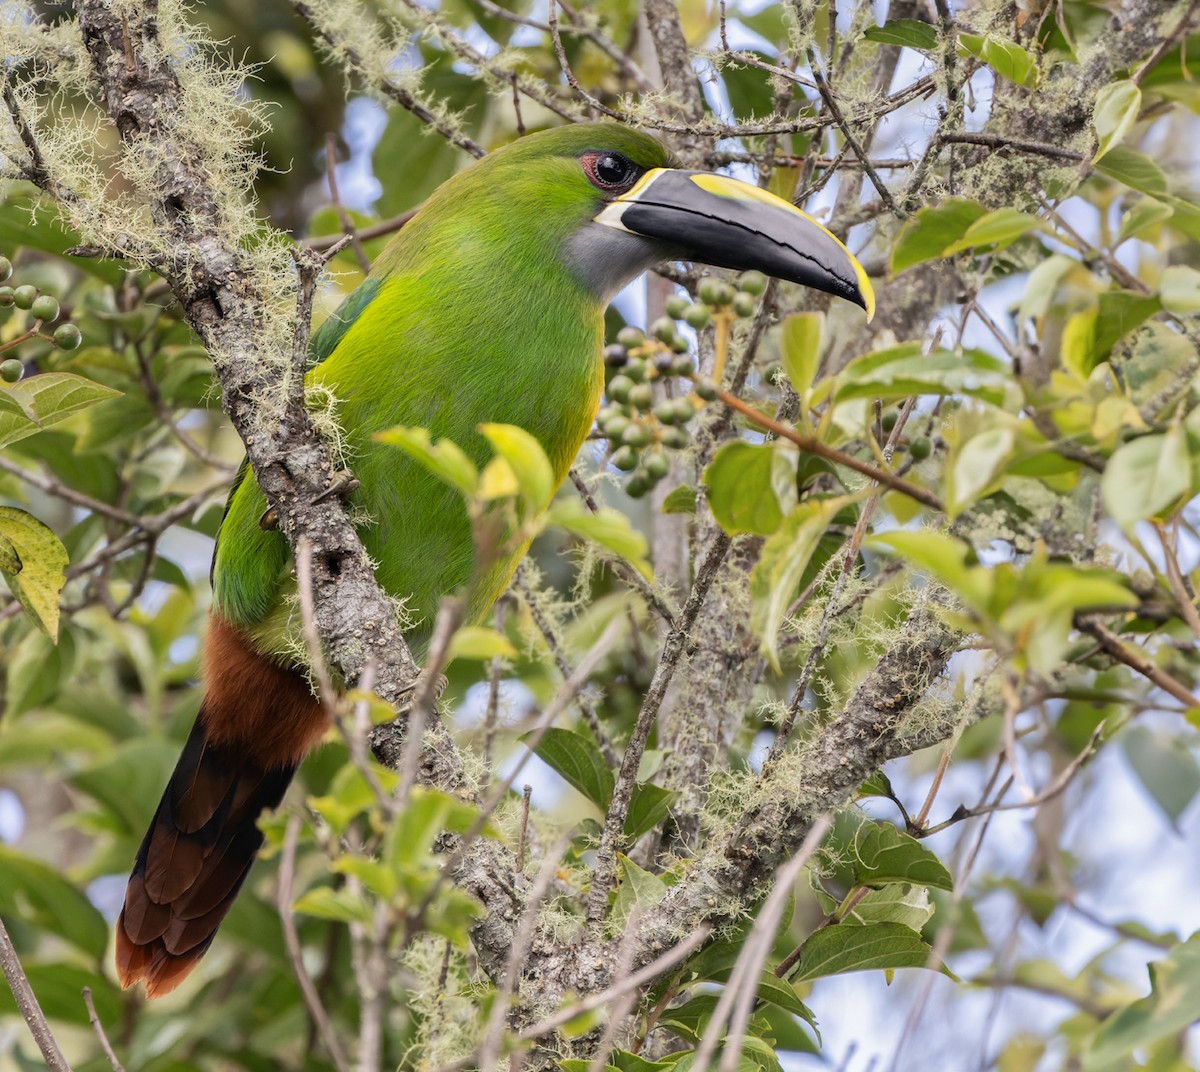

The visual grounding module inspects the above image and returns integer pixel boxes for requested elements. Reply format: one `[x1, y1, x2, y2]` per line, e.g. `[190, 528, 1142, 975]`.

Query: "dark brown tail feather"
[115, 616, 331, 998]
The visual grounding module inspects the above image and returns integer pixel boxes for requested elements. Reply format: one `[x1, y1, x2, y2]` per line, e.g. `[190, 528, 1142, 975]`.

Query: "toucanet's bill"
[115, 122, 874, 996]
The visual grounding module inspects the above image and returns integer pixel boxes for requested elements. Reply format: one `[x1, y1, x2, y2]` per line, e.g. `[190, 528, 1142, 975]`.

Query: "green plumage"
[212, 125, 670, 655]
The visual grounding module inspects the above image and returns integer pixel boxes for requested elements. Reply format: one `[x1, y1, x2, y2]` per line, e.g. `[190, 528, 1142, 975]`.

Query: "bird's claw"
[312, 469, 361, 506]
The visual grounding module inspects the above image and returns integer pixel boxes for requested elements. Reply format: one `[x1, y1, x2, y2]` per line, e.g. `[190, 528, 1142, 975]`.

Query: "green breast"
[211, 261, 603, 660]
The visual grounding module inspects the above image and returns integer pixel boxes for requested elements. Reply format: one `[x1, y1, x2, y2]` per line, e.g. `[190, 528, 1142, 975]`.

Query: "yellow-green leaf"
[0, 507, 68, 640]
[446, 625, 517, 663]
[0, 372, 121, 448]
[1093, 80, 1142, 162]
[779, 312, 823, 395]
[479, 422, 555, 513]
[375, 425, 479, 496]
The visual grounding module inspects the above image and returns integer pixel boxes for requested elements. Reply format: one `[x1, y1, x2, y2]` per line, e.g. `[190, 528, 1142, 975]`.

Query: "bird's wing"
[307, 276, 382, 369]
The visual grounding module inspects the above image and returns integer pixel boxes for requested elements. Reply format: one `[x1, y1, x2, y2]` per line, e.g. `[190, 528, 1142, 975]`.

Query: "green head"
[387, 122, 873, 317]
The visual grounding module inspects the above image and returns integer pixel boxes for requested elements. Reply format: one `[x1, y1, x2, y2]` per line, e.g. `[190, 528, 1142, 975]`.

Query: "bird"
[114, 121, 874, 997]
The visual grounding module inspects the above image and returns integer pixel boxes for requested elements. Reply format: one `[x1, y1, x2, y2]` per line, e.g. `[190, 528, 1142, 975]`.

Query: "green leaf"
[1101, 427, 1193, 529]
[291, 885, 375, 924]
[625, 782, 676, 842]
[823, 812, 954, 891]
[1096, 146, 1167, 196]
[1092, 80, 1142, 162]
[611, 854, 668, 930]
[386, 786, 480, 868]
[1122, 725, 1200, 828]
[789, 921, 944, 982]
[545, 500, 653, 580]
[751, 497, 848, 671]
[891, 199, 988, 274]
[835, 345, 1012, 406]
[660, 483, 698, 514]
[1118, 197, 1173, 242]
[1159, 265, 1200, 314]
[0, 372, 121, 449]
[779, 312, 823, 395]
[704, 441, 795, 536]
[0, 531, 21, 575]
[479, 422, 556, 513]
[849, 884, 936, 931]
[947, 427, 1016, 514]
[959, 32, 1038, 87]
[0, 963, 121, 1027]
[869, 529, 991, 612]
[0, 506, 68, 640]
[375, 425, 478, 496]
[942, 208, 1043, 255]
[863, 19, 938, 51]
[1085, 933, 1200, 1070]
[526, 726, 614, 809]
[0, 846, 109, 960]
[446, 625, 517, 663]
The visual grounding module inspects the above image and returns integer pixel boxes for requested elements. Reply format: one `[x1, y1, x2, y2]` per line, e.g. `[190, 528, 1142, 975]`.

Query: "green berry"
[621, 423, 652, 448]
[653, 401, 677, 424]
[603, 343, 628, 368]
[612, 445, 639, 471]
[650, 316, 677, 345]
[664, 295, 688, 319]
[608, 374, 634, 404]
[738, 270, 767, 296]
[628, 383, 654, 411]
[673, 399, 696, 424]
[644, 450, 670, 480]
[762, 361, 782, 384]
[733, 292, 756, 318]
[12, 285, 36, 310]
[881, 411, 899, 433]
[698, 277, 723, 305]
[0, 287, 13, 307]
[30, 294, 59, 322]
[909, 436, 932, 461]
[597, 404, 623, 426]
[624, 358, 648, 383]
[670, 335, 690, 354]
[0, 257, 11, 283]
[662, 427, 690, 450]
[695, 378, 719, 402]
[714, 283, 737, 306]
[672, 356, 696, 377]
[654, 352, 677, 374]
[603, 416, 631, 442]
[617, 326, 645, 349]
[0, 359, 23, 383]
[625, 474, 650, 498]
[683, 303, 710, 330]
[53, 324, 81, 350]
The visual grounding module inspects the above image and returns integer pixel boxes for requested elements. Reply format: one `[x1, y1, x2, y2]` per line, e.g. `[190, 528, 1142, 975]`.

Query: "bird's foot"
[312, 468, 361, 506]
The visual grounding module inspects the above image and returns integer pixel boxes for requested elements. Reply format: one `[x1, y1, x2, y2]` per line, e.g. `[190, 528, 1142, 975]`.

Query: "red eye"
[582, 151, 639, 191]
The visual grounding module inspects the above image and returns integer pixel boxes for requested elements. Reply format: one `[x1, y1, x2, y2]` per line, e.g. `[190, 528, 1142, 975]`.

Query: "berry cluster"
[596, 271, 766, 497]
[0, 254, 82, 383]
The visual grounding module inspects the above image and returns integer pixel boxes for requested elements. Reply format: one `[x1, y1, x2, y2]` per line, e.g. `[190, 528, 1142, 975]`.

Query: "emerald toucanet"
[115, 122, 874, 996]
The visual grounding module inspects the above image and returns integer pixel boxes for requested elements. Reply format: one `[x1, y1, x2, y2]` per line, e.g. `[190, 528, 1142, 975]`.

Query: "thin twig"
[692, 815, 834, 1072]
[279, 816, 354, 1072]
[324, 133, 372, 274]
[0, 914, 72, 1072]
[82, 988, 126, 1072]
[585, 531, 733, 924]
[1078, 616, 1197, 708]
[715, 387, 944, 511]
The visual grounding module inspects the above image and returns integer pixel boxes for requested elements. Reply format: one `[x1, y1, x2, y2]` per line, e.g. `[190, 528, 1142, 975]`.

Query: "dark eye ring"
[582, 151, 638, 191]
